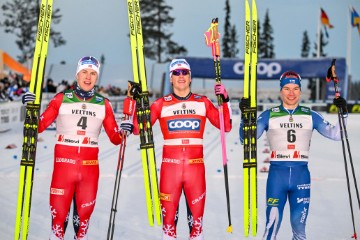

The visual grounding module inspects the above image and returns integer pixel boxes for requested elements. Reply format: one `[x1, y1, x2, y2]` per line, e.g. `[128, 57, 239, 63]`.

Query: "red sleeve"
[38, 93, 63, 133]
[149, 98, 162, 125]
[205, 97, 232, 132]
[103, 99, 123, 145]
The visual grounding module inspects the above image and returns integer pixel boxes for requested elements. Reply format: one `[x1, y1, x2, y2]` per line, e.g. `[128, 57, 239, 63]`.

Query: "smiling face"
[76, 68, 98, 92]
[170, 69, 192, 97]
[280, 83, 301, 109]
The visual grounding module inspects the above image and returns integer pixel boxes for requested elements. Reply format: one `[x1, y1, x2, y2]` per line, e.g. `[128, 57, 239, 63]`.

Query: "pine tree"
[258, 9, 275, 58]
[301, 30, 311, 58]
[222, 0, 238, 58]
[257, 20, 265, 58]
[229, 25, 239, 57]
[0, 0, 65, 63]
[140, 0, 187, 63]
[312, 30, 328, 57]
[222, 0, 231, 57]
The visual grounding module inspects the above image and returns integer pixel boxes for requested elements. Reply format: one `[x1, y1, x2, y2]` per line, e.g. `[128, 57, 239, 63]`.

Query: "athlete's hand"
[239, 97, 250, 112]
[333, 96, 348, 115]
[127, 81, 141, 99]
[22, 92, 36, 104]
[119, 119, 134, 136]
[214, 83, 229, 102]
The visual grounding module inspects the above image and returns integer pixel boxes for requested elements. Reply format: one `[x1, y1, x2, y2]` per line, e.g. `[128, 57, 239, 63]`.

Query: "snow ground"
[1, 113, 360, 240]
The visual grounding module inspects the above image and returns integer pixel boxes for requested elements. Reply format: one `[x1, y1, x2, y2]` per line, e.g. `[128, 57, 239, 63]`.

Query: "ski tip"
[227, 225, 233, 233]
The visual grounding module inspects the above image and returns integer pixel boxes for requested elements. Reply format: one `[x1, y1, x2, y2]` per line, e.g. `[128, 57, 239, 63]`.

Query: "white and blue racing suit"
[239, 104, 345, 240]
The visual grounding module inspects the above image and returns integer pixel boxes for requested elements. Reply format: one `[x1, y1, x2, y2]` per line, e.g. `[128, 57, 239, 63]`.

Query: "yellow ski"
[243, 0, 258, 237]
[14, 0, 53, 239]
[126, 0, 162, 227]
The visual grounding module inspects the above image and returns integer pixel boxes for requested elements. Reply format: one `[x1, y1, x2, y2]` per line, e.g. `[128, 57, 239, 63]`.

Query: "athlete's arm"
[205, 97, 232, 132]
[103, 99, 123, 145]
[38, 93, 63, 133]
[312, 110, 344, 141]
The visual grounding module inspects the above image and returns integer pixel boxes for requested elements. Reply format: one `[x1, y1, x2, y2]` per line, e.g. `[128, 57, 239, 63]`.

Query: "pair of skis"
[125, 0, 162, 228]
[242, 0, 258, 237]
[326, 59, 360, 240]
[14, 0, 53, 239]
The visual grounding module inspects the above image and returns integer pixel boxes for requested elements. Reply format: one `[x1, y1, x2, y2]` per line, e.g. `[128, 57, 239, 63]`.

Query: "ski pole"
[107, 129, 127, 240]
[107, 87, 137, 239]
[326, 59, 359, 239]
[204, 17, 232, 233]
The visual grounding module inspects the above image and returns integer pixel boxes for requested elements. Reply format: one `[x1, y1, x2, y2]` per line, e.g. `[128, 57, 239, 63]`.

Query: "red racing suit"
[38, 90, 123, 240]
[131, 93, 232, 239]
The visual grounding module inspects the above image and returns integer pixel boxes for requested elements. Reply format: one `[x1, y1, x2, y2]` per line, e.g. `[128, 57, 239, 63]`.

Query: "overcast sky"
[0, 0, 359, 89]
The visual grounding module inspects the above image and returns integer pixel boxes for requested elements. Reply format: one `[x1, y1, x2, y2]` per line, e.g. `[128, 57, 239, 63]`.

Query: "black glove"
[239, 97, 250, 112]
[128, 81, 141, 99]
[22, 92, 36, 104]
[333, 96, 348, 114]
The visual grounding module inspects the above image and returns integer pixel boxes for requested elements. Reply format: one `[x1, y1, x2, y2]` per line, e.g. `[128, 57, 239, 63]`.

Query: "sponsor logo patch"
[82, 160, 98, 165]
[51, 188, 65, 195]
[55, 157, 76, 164]
[160, 192, 171, 201]
[164, 96, 172, 101]
[167, 119, 200, 131]
[95, 96, 103, 102]
[65, 92, 73, 98]
[162, 158, 180, 164]
[189, 158, 204, 164]
[267, 198, 279, 206]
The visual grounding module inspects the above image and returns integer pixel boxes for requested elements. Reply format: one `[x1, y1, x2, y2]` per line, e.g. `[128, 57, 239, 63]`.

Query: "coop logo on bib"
[168, 119, 200, 131]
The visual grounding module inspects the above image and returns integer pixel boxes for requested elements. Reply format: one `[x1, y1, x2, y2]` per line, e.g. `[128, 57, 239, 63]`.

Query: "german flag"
[321, 8, 334, 29]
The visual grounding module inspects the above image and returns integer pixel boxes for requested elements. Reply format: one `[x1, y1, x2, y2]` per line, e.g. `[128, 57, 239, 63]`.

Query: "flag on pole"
[350, 6, 360, 35]
[320, 8, 334, 38]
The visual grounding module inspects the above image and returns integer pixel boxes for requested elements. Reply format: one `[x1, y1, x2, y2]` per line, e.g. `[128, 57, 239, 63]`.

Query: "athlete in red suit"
[126, 58, 232, 240]
[22, 56, 134, 240]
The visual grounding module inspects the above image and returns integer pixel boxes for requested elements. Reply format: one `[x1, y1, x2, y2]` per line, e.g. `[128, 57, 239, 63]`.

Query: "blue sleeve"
[239, 110, 269, 144]
[312, 110, 344, 141]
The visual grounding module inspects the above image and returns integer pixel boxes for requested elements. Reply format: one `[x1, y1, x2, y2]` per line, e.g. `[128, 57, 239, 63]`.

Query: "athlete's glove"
[22, 92, 36, 104]
[119, 119, 134, 136]
[127, 81, 141, 99]
[239, 97, 250, 112]
[333, 96, 348, 115]
[214, 84, 229, 102]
